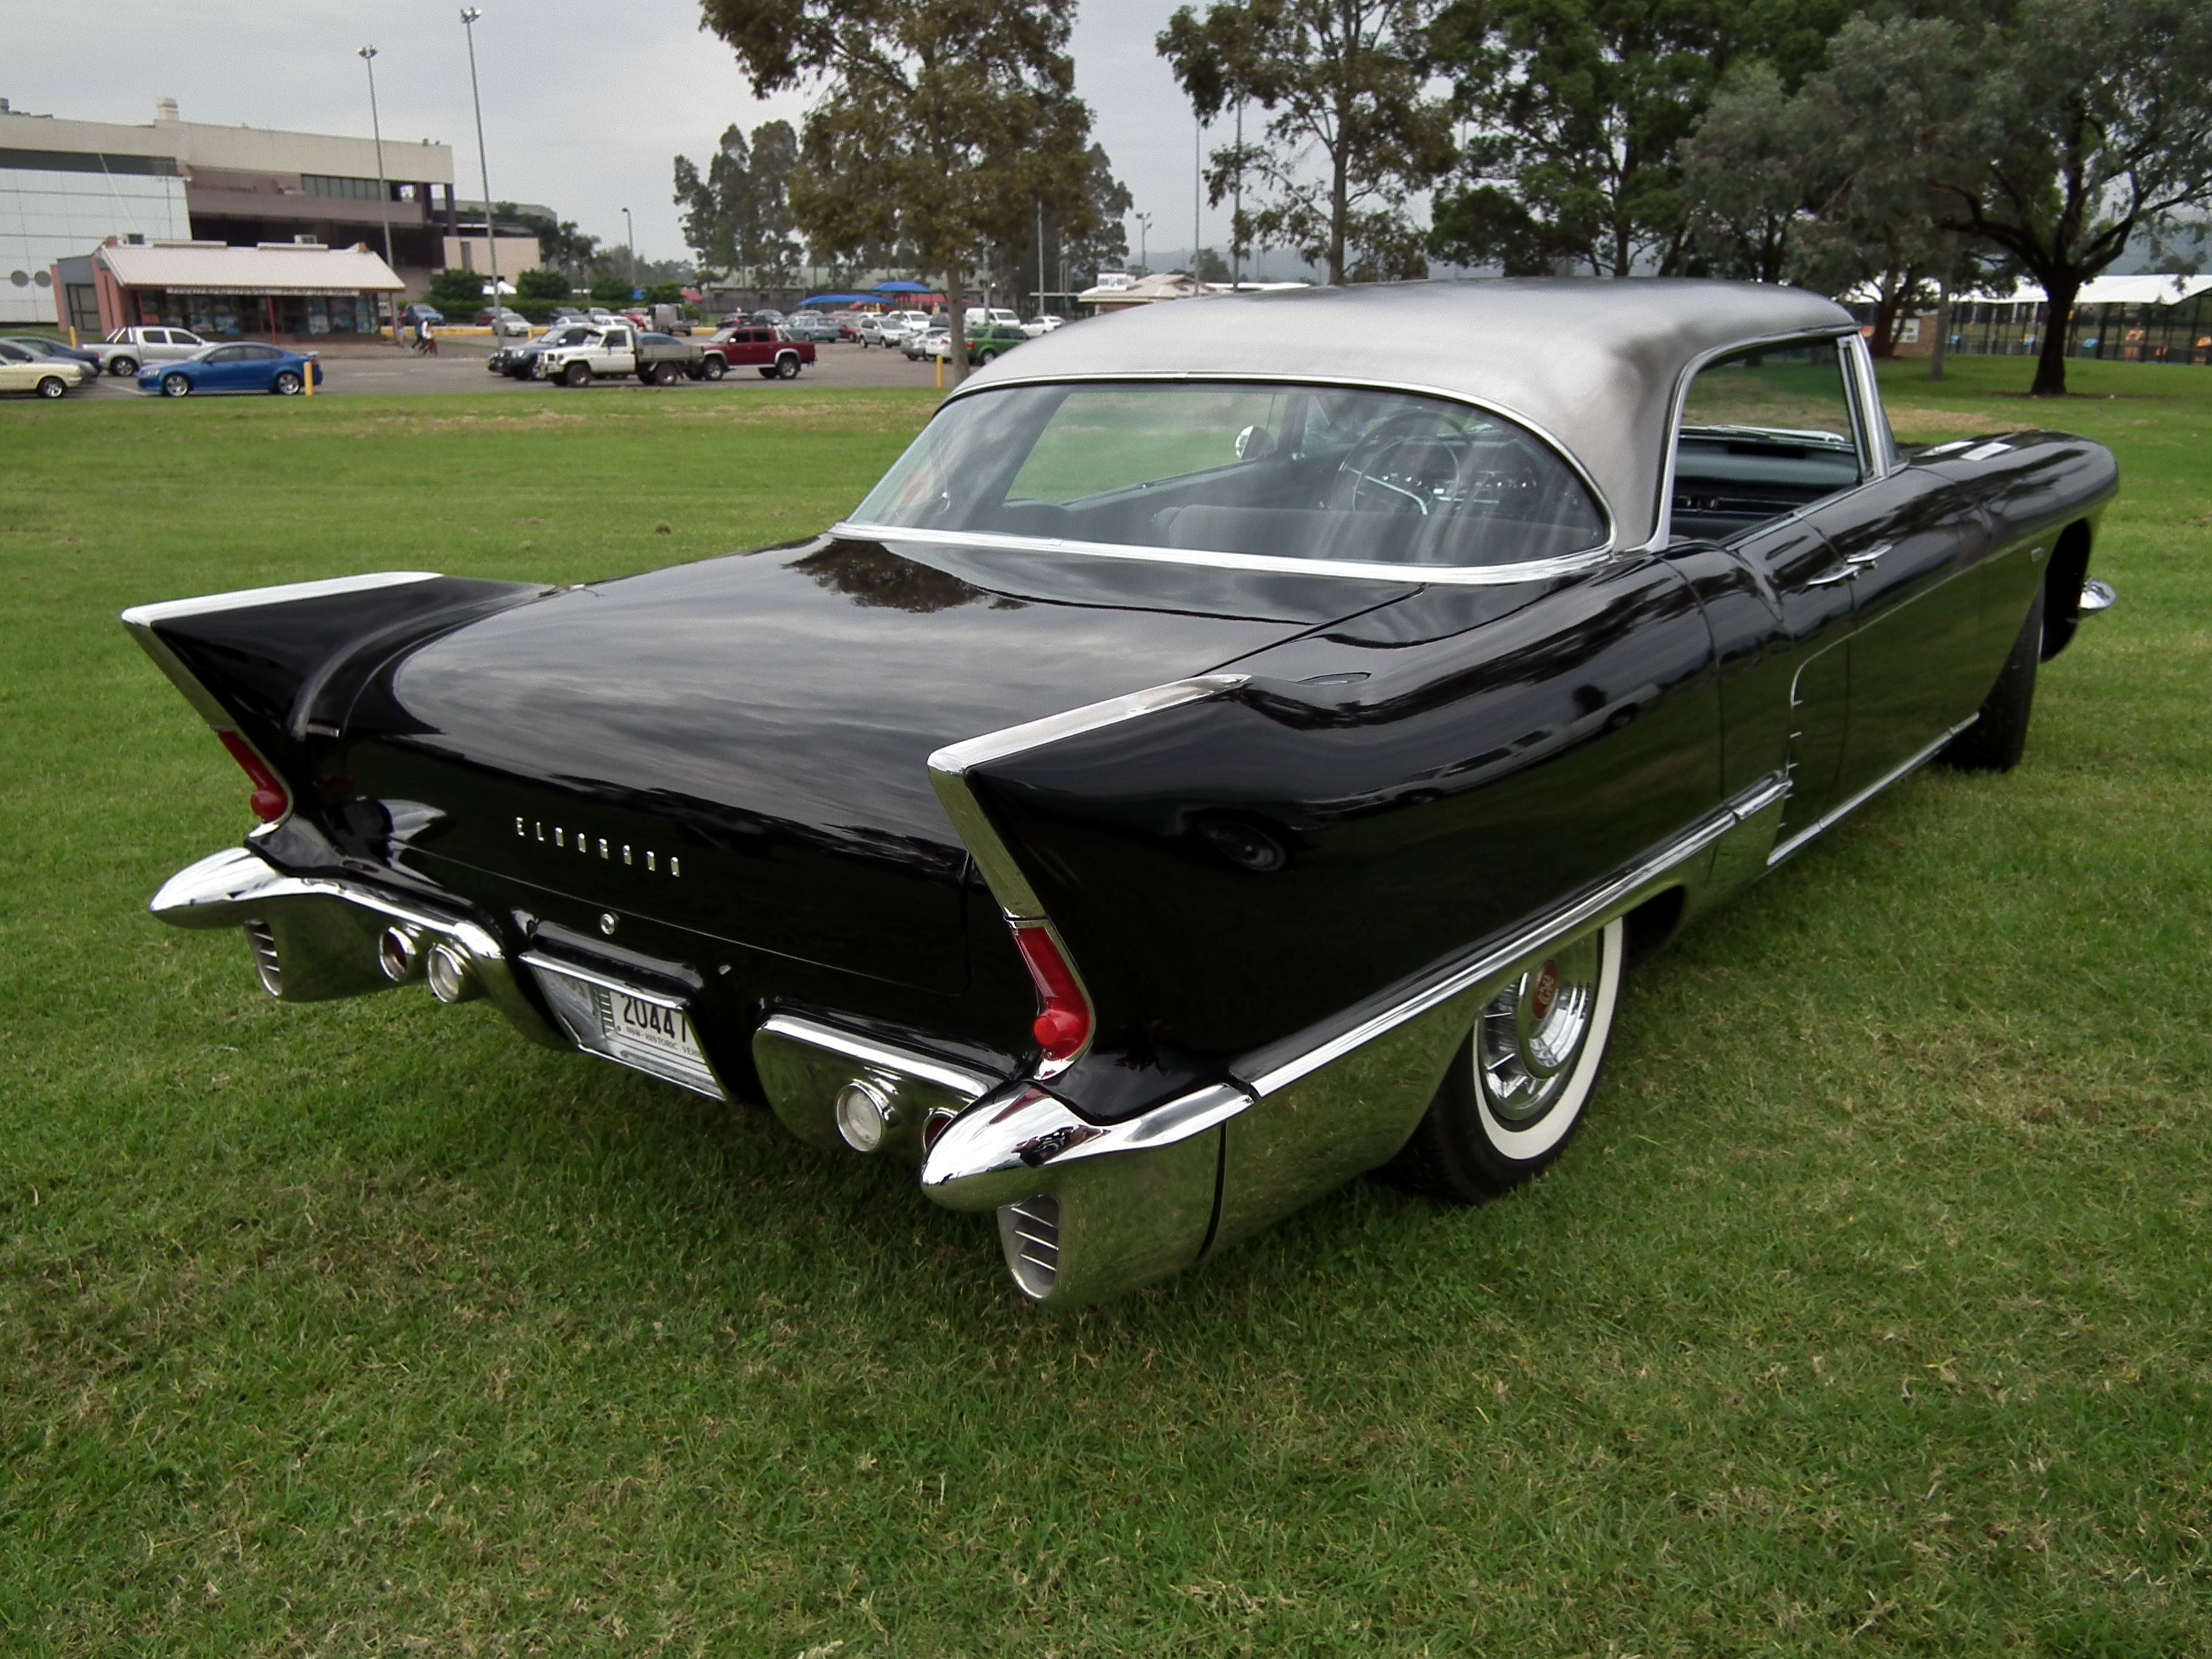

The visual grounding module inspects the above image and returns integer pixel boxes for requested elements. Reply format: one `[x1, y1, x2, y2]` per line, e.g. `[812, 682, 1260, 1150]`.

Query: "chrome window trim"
[834, 521, 1616, 589]
[1844, 332, 1902, 475]
[1649, 326, 1865, 550]
[865, 367, 1620, 574]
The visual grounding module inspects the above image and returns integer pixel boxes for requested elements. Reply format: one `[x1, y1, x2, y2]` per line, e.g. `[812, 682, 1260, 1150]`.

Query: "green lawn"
[1, 363, 2207, 1655]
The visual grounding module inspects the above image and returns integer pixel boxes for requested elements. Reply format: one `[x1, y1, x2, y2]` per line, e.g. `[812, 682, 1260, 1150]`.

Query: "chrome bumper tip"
[2079, 577, 2116, 615]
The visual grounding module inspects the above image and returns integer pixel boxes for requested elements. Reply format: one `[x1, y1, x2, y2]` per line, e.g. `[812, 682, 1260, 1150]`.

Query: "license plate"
[523, 956, 723, 1099]
[599, 987, 702, 1071]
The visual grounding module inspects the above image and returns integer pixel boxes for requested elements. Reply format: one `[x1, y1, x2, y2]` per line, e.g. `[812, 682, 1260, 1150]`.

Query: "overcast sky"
[3, 0, 1239, 270]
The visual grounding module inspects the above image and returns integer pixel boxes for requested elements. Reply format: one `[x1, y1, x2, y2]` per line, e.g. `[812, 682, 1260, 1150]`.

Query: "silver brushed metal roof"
[953, 278, 1856, 550]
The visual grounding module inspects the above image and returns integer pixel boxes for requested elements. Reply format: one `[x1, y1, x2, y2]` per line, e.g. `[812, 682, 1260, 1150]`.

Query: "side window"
[205, 346, 240, 362]
[1671, 337, 1863, 543]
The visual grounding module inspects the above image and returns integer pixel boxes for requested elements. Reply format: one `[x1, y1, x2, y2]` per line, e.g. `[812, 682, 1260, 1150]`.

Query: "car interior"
[856, 382, 1611, 569]
[1667, 337, 1866, 541]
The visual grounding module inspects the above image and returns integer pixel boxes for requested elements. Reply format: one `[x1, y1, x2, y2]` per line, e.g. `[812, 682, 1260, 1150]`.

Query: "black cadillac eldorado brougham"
[128, 281, 2117, 1305]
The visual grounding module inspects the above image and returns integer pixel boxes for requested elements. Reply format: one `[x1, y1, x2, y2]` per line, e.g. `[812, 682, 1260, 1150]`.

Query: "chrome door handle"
[1846, 541, 1894, 566]
[1806, 565, 1857, 586]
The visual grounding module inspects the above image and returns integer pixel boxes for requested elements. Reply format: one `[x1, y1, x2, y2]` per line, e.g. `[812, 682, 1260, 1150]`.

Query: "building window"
[303, 174, 386, 202]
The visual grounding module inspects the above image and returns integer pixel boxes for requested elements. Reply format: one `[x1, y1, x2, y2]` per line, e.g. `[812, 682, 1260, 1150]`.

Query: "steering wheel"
[1329, 413, 1467, 515]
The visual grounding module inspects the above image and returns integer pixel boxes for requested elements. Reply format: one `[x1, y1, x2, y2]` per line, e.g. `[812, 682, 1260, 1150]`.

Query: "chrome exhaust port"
[377, 925, 422, 983]
[424, 940, 482, 1004]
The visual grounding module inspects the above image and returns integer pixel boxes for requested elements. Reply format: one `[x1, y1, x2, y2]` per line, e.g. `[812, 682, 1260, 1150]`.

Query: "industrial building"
[2, 96, 532, 326]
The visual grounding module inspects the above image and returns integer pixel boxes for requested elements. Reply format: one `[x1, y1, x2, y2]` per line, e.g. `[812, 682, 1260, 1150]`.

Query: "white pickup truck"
[535, 326, 703, 387]
[89, 325, 211, 377]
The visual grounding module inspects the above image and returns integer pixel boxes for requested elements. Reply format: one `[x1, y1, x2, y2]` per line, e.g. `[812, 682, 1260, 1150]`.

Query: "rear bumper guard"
[150, 844, 564, 1047]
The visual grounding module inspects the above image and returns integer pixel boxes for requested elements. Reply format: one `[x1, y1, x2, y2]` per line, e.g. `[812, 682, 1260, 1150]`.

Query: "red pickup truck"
[697, 326, 813, 381]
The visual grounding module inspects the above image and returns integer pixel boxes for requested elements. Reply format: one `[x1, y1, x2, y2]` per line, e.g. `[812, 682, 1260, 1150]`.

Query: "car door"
[603, 329, 634, 375]
[1664, 335, 1868, 840]
[1806, 346, 1993, 800]
[0, 341, 37, 391]
[194, 344, 246, 389]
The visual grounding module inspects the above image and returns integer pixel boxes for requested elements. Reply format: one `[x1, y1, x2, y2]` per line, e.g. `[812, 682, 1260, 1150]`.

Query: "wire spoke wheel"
[1384, 916, 1626, 1202]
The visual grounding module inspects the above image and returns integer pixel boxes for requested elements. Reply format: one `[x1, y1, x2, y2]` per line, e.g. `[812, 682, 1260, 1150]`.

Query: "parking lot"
[51, 338, 948, 398]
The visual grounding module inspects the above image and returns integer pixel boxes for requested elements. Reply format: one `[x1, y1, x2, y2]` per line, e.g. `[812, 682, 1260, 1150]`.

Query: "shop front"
[85, 239, 403, 341]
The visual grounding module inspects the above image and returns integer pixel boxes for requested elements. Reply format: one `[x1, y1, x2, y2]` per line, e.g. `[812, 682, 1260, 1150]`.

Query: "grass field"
[2, 363, 2207, 1655]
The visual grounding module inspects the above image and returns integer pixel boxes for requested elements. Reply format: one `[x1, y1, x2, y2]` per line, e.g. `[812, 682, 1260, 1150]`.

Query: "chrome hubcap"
[1475, 932, 1601, 1124]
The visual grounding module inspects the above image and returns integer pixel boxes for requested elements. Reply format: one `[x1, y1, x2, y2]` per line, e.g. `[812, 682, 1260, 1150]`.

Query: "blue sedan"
[139, 343, 324, 398]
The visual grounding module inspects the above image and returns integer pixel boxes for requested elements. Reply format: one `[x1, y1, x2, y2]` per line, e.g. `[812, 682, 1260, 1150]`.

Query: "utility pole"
[1036, 200, 1045, 318]
[1232, 101, 1243, 287]
[1193, 114, 1202, 275]
[623, 207, 635, 291]
[1136, 212, 1152, 275]
[356, 46, 397, 343]
[458, 8, 500, 326]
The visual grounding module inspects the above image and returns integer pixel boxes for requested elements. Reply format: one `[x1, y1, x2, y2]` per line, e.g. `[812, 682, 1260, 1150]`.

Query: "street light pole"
[356, 46, 398, 344]
[1193, 114, 1202, 276]
[458, 8, 500, 326]
[1136, 212, 1152, 275]
[623, 207, 635, 292]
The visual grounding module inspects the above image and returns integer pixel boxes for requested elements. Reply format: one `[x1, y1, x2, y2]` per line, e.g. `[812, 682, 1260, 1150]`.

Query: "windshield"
[850, 381, 1607, 570]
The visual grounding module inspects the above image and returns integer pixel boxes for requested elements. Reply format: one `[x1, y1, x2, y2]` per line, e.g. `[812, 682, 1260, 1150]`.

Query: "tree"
[1678, 60, 1804, 283]
[515, 267, 572, 302]
[426, 267, 488, 310]
[1159, 0, 1453, 283]
[1931, 0, 2212, 395]
[699, 0, 1103, 384]
[672, 120, 803, 283]
[589, 272, 634, 304]
[501, 204, 598, 278]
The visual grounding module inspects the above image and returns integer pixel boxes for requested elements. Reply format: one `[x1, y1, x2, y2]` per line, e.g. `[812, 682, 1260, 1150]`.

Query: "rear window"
[851, 381, 1607, 570]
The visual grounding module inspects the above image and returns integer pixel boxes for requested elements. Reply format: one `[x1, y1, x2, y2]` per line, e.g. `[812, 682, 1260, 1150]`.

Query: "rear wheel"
[161, 372, 191, 398]
[272, 370, 303, 396]
[1384, 917, 1626, 1202]
[658, 362, 684, 386]
[1941, 584, 2043, 774]
[776, 353, 800, 379]
[563, 361, 591, 388]
[110, 357, 138, 377]
[35, 375, 66, 399]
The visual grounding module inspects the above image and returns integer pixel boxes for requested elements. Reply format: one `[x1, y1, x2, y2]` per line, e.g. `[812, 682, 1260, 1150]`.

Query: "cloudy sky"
[4, 0, 1242, 270]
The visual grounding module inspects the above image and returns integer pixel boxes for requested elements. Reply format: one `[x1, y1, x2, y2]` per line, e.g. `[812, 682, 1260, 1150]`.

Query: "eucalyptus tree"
[1159, 0, 1455, 283]
[673, 119, 803, 284]
[700, 0, 1101, 383]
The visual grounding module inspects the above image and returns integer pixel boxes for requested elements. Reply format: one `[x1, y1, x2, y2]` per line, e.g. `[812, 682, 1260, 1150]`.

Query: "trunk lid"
[340, 537, 1412, 988]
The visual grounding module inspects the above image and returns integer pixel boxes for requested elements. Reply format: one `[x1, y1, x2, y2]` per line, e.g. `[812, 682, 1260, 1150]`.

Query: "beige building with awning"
[89, 238, 404, 341]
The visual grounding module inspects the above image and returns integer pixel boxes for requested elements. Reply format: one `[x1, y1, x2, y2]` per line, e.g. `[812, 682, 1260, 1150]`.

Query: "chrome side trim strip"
[1766, 717, 1976, 866]
[834, 520, 1615, 589]
[755, 1011, 998, 1104]
[1240, 769, 1792, 1099]
[120, 570, 441, 628]
[927, 674, 1250, 921]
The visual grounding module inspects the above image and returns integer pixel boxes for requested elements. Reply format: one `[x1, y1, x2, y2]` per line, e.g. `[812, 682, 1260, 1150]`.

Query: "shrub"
[426, 267, 489, 310]
[515, 268, 571, 302]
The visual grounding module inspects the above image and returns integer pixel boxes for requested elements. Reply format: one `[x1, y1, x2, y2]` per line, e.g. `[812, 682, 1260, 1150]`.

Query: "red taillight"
[1010, 923, 1091, 1062]
[216, 730, 290, 822]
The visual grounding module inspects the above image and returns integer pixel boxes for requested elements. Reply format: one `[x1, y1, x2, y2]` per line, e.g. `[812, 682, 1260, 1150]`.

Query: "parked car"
[697, 325, 812, 380]
[1022, 316, 1065, 337]
[751, 308, 786, 325]
[779, 312, 838, 344]
[88, 325, 209, 377]
[488, 324, 595, 378]
[2, 334, 106, 372]
[856, 315, 907, 347]
[964, 322, 1028, 365]
[400, 304, 444, 327]
[138, 341, 323, 398]
[964, 306, 1024, 331]
[826, 310, 868, 341]
[122, 281, 2120, 1309]
[903, 325, 950, 361]
[0, 339, 90, 397]
[473, 307, 531, 337]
